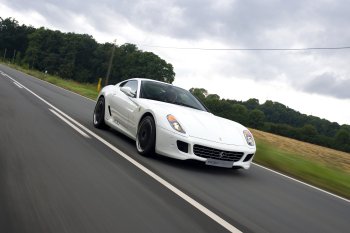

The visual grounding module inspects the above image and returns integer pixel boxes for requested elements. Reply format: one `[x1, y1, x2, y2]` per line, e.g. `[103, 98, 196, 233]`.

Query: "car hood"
[182, 110, 246, 146]
[138, 99, 247, 146]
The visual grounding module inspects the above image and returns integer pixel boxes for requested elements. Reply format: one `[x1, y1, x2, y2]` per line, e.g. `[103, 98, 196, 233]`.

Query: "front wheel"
[93, 96, 106, 129]
[136, 116, 156, 156]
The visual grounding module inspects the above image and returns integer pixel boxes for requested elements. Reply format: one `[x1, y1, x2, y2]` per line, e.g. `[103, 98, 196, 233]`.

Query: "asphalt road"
[0, 64, 349, 233]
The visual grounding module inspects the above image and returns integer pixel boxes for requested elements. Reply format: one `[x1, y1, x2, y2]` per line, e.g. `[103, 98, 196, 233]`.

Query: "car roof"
[124, 78, 173, 86]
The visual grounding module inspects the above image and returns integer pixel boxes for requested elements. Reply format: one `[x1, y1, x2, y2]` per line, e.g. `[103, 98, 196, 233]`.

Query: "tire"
[136, 116, 156, 156]
[93, 96, 106, 129]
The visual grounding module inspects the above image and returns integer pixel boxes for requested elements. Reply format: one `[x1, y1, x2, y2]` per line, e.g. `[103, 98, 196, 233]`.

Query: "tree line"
[190, 88, 350, 153]
[0, 17, 175, 84]
[1, 17, 349, 153]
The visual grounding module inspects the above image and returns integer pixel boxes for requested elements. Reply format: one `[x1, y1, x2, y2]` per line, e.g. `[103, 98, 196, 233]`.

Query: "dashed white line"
[2, 70, 242, 233]
[49, 108, 90, 138]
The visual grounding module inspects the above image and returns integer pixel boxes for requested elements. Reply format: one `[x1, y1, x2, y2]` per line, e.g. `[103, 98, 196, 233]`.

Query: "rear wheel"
[136, 116, 156, 156]
[93, 97, 106, 129]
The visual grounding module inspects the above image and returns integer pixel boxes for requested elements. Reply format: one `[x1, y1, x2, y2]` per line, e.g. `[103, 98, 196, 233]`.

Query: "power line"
[138, 44, 350, 51]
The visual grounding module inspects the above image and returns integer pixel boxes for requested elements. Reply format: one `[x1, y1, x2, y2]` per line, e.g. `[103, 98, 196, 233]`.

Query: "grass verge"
[2, 62, 99, 100]
[2, 62, 350, 199]
[254, 139, 350, 199]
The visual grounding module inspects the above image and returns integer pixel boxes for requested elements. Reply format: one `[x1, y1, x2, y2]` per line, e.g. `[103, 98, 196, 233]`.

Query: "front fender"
[97, 85, 115, 100]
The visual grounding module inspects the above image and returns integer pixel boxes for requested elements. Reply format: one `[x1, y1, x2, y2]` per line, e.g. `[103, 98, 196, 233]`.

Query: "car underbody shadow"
[146, 153, 248, 177]
[104, 127, 249, 177]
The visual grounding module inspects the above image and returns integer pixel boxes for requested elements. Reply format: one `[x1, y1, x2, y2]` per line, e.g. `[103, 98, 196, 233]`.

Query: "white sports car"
[93, 78, 256, 169]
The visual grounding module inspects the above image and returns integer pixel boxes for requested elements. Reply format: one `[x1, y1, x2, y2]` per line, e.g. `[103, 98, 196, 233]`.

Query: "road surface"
[0, 64, 349, 233]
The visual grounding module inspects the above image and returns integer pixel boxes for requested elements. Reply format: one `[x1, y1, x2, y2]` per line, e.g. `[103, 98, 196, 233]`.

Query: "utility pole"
[12, 49, 16, 63]
[31, 57, 35, 69]
[3, 48, 7, 60]
[105, 39, 117, 86]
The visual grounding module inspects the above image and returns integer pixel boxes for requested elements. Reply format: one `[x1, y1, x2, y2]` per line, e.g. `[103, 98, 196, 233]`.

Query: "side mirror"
[120, 86, 136, 98]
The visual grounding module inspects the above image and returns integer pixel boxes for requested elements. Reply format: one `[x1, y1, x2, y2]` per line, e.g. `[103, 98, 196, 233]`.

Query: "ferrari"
[93, 78, 256, 169]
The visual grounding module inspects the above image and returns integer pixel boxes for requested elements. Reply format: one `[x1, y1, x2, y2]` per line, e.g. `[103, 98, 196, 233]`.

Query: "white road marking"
[252, 163, 350, 203]
[13, 81, 23, 88]
[1, 66, 95, 102]
[12, 67, 350, 205]
[2, 71, 241, 233]
[2, 66, 349, 204]
[49, 108, 90, 138]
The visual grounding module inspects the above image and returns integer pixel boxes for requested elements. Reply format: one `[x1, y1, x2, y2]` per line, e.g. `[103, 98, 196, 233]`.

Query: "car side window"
[121, 80, 138, 97]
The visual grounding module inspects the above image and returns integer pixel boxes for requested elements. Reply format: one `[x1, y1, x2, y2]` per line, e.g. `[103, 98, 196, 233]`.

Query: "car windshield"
[140, 80, 207, 111]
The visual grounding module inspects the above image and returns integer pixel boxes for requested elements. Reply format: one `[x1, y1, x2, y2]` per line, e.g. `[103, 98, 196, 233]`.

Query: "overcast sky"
[1, 0, 350, 125]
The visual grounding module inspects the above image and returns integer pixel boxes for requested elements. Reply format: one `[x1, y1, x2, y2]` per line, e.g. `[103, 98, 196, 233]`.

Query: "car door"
[110, 80, 139, 134]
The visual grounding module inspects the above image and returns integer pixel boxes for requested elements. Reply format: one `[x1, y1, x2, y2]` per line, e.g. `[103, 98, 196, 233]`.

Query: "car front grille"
[193, 144, 244, 162]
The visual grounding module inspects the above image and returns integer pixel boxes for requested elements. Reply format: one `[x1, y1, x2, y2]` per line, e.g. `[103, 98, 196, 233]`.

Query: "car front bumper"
[155, 126, 256, 169]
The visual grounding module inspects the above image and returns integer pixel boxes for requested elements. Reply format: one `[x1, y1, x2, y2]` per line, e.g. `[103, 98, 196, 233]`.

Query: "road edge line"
[252, 163, 350, 203]
[0, 64, 95, 103]
[2, 70, 242, 233]
[2, 66, 350, 204]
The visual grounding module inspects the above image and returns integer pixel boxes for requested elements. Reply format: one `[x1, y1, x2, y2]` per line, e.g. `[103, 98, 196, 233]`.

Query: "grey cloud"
[304, 72, 350, 99]
[5, 0, 350, 46]
[2, 0, 350, 100]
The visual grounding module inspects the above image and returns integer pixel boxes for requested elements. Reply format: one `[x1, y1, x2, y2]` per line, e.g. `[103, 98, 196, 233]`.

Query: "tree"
[0, 17, 34, 61]
[301, 124, 318, 139]
[4, 17, 350, 153]
[189, 88, 208, 101]
[109, 44, 175, 84]
[228, 104, 248, 125]
[248, 109, 265, 128]
[335, 129, 350, 145]
[24, 28, 64, 71]
[206, 94, 220, 100]
[1, 17, 175, 84]
[244, 98, 259, 110]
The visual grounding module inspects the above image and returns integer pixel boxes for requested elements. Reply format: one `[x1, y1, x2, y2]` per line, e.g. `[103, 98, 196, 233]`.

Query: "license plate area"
[205, 158, 233, 168]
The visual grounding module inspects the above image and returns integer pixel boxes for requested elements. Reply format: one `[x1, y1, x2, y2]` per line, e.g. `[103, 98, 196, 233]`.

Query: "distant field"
[251, 129, 350, 172]
[2, 62, 350, 199]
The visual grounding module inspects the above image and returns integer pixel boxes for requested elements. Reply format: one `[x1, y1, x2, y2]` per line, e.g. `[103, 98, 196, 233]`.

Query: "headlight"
[243, 130, 255, 146]
[167, 114, 185, 134]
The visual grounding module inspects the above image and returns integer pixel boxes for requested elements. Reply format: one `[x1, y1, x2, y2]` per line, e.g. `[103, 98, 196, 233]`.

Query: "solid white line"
[49, 108, 90, 138]
[0, 66, 95, 102]
[13, 81, 23, 88]
[10, 67, 350, 205]
[2, 71, 241, 232]
[252, 163, 350, 203]
[1, 70, 91, 135]
[3, 67, 350, 205]
[3, 67, 350, 206]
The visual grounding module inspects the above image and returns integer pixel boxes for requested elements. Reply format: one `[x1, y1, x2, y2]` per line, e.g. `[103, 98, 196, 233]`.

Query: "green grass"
[2, 62, 350, 199]
[254, 139, 350, 199]
[2, 62, 99, 100]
